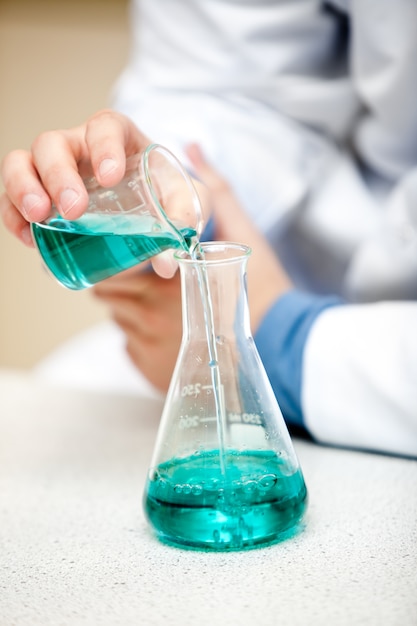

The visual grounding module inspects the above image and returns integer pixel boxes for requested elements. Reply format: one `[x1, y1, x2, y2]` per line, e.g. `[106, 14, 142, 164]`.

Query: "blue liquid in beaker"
[32, 214, 197, 290]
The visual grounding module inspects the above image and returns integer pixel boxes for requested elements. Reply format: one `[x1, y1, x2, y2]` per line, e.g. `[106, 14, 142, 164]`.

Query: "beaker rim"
[141, 143, 204, 239]
[175, 241, 252, 265]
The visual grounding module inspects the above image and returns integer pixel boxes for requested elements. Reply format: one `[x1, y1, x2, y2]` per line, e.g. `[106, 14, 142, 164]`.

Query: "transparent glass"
[143, 242, 308, 551]
[31, 144, 202, 290]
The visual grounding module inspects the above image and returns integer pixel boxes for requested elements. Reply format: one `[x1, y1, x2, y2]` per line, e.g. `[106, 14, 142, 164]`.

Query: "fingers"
[151, 250, 179, 279]
[125, 331, 179, 392]
[27, 110, 151, 219]
[0, 191, 34, 246]
[97, 289, 179, 392]
[1, 149, 55, 226]
[2, 127, 91, 225]
[0, 109, 153, 234]
[82, 109, 151, 186]
[93, 269, 182, 391]
[93, 269, 182, 335]
[93, 267, 156, 298]
[29, 129, 90, 221]
[93, 267, 181, 303]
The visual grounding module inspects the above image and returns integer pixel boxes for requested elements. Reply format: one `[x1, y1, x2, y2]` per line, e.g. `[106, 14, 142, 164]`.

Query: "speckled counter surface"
[0, 369, 416, 626]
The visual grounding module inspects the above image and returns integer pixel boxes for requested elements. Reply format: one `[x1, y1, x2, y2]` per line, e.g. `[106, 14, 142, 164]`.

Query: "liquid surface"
[144, 449, 307, 551]
[32, 214, 197, 290]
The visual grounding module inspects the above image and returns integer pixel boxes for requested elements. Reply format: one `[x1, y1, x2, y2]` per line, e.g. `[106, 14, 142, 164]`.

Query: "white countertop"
[0, 369, 416, 626]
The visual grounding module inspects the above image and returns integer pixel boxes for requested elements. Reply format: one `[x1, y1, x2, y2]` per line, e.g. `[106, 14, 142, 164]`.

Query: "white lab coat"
[35, 0, 417, 456]
[113, 0, 417, 299]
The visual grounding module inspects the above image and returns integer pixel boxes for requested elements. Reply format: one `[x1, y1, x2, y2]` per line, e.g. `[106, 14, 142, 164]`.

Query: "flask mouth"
[141, 143, 204, 241]
[175, 241, 252, 265]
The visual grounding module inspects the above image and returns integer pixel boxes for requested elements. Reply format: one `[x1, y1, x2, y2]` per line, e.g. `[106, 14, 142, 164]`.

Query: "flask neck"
[177, 242, 252, 341]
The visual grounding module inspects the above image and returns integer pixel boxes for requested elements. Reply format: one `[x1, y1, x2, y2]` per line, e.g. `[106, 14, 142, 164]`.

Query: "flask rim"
[175, 241, 252, 265]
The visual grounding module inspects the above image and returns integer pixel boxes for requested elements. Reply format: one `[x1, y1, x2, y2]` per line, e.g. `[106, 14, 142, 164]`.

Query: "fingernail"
[59, 188, 80, 215]
[99, 158, 117, 179]
[22, 193, 42, 218]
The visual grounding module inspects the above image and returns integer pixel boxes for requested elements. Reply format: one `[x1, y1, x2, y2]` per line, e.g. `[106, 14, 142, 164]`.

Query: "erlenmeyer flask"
[143, 242, 308, 551]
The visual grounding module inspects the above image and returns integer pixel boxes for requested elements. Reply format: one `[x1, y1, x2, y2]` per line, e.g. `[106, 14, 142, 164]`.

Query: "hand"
[0, 109, 209, 278]
[93, 267, 182, 392]
[94, 145, 292, 393]
[0, 109, 151, 243]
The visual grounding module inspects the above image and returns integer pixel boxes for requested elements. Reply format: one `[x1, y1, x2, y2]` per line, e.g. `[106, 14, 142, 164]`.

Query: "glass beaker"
[31, 144, 203, 290]
[143, 242, 308, 551]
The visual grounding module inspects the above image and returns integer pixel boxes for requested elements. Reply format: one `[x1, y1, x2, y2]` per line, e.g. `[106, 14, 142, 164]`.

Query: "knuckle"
[85, 108, 120, 134]
[31, 129, 61, 152]
[39, 163, 64, 190]
[1, 149, 28, 181]
[88, 108, 116, 123]
[84, 109, 125, 159]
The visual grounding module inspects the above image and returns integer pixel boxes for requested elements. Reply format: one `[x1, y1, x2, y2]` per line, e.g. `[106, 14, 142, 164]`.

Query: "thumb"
[151, 250, 179, 279]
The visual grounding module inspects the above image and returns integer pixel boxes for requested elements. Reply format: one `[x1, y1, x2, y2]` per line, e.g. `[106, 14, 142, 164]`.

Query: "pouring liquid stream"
[188, 238, 228, 479]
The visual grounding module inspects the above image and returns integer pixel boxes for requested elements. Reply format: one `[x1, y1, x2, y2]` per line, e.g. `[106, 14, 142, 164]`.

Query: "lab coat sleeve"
[302, 301, 417, 458]
[254, 290, 343, 430]
[255, 291, 417, 458]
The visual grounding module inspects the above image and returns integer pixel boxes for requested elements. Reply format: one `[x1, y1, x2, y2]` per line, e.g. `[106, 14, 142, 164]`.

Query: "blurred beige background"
[0, 0, 130, 369]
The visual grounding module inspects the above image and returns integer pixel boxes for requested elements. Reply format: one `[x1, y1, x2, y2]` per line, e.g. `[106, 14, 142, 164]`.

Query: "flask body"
[143, 242, 307, 550]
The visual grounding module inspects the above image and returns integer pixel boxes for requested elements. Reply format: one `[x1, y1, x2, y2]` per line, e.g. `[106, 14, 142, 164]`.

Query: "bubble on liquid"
[242, 480, 257, 494]
[258, 474, 278, 492]
[216, 335, 225, 346]
[191, 484, 203, 496]
[204, 478, 219, 492]
[217, 488, 225, 504]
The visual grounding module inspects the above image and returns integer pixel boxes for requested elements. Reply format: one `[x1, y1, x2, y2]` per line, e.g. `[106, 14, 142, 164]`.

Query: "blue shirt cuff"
[200, 216, 216, 242]
[254, 290, 344, 432]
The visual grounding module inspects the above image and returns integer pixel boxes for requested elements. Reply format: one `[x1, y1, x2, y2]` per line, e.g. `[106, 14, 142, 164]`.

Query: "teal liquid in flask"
[143, 242, 308, 551]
